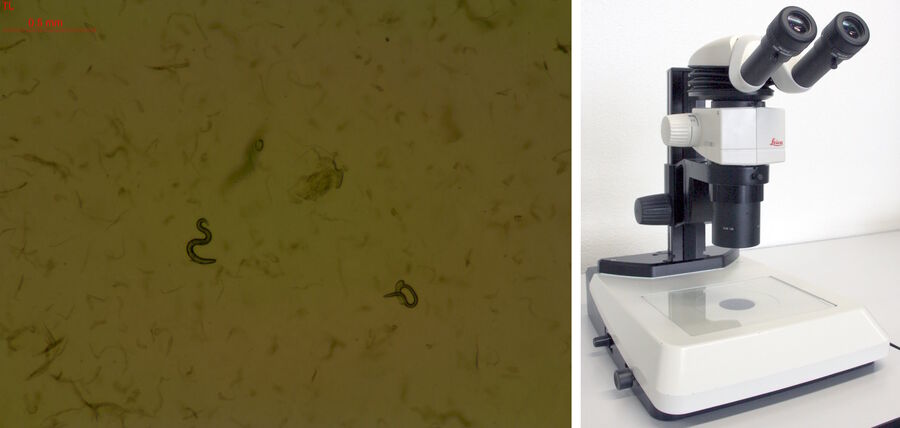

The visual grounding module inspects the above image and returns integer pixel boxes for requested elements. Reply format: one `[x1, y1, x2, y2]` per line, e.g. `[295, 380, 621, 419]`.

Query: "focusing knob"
[660, 114, 700, 147]
[635, 194, 672, 225]
[613, 368, 634, 390]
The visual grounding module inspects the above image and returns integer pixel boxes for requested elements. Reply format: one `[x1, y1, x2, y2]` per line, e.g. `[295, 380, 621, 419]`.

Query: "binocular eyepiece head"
[740, 7, 869, 89]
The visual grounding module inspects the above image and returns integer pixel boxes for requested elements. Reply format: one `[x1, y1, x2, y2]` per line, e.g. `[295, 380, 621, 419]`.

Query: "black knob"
[592, 334, 613, 348]
[613, 368, 634, 390]
[634, 194, 672, 225]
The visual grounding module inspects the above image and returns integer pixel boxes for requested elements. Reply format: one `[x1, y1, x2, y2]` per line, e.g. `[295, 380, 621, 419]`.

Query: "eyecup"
[823, 12, 869, 58]
[768, 6, 817, 55]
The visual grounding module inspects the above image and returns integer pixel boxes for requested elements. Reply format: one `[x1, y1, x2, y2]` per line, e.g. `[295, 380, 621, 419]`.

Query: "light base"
[586, 258, 889, 419]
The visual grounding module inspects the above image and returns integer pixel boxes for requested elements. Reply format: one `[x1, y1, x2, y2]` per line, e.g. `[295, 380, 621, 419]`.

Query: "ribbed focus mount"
[688, 66, 773, 101]
[634, 194, 672, 225]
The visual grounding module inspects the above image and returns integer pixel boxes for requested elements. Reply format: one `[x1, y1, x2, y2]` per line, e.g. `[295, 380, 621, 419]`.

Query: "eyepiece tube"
[740, 6, 817, 87]
[792, 12, 870, 88]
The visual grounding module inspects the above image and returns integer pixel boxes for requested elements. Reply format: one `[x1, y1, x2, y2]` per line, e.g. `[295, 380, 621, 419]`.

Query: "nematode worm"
[186, 217, 216, 264]
[384, 280, 418, 308]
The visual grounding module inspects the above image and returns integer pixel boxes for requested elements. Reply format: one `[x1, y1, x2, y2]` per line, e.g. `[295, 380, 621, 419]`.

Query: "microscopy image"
[0, 1, 570, 426]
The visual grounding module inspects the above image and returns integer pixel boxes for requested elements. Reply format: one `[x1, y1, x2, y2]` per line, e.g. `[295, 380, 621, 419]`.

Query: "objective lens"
[706, 164, 769, 250]
[787, 13, 809, 33]
[842, 17, 862, 38]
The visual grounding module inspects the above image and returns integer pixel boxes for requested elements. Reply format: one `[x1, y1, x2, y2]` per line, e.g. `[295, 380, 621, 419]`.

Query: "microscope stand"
[597, 246, 737, 278]
[586, 257, 889, 419]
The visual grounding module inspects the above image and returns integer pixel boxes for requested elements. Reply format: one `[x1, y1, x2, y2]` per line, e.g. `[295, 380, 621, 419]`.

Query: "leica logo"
[770, 138, 784, 147]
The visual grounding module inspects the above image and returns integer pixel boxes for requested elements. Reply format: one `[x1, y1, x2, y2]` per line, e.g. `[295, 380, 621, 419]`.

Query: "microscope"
[586, 7, 889, 419]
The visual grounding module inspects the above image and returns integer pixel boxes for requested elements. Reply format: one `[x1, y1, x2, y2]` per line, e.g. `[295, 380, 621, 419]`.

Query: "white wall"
[582, 0, 900, 270]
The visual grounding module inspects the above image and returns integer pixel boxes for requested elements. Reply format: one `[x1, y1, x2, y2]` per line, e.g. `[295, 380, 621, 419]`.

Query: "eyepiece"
[740, 6, 817, 87]
[792, 12, 870, 88]
[842, 16, 863, 39]
[828, 13, 870, 53]
[787, 12, 812, 34]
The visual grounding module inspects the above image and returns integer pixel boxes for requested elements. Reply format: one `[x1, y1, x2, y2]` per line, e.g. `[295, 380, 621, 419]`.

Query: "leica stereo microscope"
[586, 6, 889, 419]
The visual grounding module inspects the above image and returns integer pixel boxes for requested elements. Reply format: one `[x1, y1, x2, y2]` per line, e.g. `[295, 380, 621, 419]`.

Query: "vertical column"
[665, 68, 706, 261]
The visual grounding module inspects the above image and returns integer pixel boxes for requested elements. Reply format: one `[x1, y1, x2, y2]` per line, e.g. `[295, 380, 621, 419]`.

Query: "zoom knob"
[635, 194, 672, 225]
[660, 113, 700, 147]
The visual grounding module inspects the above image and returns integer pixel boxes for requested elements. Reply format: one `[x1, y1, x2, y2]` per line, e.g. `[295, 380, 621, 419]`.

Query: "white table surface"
[582, 230, 900, 427]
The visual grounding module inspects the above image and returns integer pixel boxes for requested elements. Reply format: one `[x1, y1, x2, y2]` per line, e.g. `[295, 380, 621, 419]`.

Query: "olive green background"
[0, 1, 570, 426]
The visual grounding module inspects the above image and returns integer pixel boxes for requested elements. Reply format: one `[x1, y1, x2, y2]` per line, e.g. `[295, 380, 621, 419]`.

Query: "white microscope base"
[587, 257, 889, 419]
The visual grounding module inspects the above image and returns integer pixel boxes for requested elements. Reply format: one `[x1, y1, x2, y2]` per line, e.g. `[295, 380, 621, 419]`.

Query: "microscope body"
[587, 7, 887, 421]
[599, 7, 870, 278]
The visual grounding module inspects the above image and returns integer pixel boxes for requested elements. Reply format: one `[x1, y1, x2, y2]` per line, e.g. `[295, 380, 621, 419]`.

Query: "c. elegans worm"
[383, 280, 418, 308]
[186, 217, 216, 264]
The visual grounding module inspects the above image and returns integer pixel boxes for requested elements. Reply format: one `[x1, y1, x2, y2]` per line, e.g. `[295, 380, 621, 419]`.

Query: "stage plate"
[642, 276, 835, 336]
